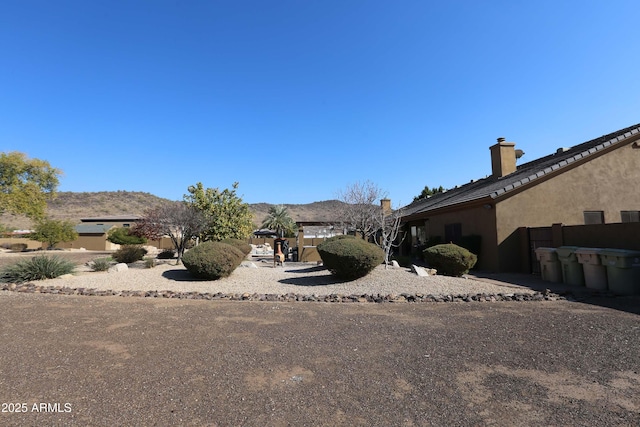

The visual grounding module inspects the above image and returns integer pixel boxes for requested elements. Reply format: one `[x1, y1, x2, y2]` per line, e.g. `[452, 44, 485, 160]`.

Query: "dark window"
[123, 223, 130, 227]
[621, 211, 640, 223]
[444, 223, 462, 243]
[583, 211, 604, 225]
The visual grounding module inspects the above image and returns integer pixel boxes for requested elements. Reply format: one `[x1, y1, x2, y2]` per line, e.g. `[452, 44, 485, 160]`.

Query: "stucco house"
[400, 123, 640, 272]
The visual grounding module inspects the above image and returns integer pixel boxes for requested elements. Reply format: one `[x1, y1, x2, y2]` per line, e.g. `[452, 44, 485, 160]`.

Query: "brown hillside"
[1, 192, 345, 230]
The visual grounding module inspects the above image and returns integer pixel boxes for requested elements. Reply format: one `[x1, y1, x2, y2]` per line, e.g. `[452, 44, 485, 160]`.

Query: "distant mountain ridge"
[1, 191, 345, 229]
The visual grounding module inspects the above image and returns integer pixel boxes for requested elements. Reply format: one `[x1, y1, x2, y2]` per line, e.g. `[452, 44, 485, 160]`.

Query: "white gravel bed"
[36, 260, 534, 296]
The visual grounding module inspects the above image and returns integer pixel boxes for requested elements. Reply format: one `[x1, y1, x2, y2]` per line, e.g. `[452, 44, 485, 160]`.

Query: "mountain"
[0, 191, 345, 230]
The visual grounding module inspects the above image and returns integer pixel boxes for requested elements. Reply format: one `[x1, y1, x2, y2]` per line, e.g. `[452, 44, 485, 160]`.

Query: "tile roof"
[402, 122, 640, 218]
[74, 224, 113, 234]
[80, 215, 141, 222]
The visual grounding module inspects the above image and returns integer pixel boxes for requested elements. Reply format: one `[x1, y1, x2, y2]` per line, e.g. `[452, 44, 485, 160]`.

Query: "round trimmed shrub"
[317, 237, 384, 280]
[182, 241, 244, 280]
[422, 243, 477, 277]
[220, 238, 252, 256]
[157, 249, 176, 259]
[112, 245, 147, 263]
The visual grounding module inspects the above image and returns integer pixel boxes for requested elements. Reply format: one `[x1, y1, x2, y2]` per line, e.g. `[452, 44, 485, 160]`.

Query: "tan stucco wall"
[495, 141, 640, 271]
[405, 204, 498, 270]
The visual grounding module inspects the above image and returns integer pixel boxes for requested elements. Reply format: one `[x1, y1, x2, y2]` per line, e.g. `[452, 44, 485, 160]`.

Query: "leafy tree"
[261, 205, 297, 238]
[184, 182, 254, 241]
[107, 227, 147, 245]
[413, 185, 445, 202]
[30, 218, 78, 249]
[0, 152, 62, 220]
[133, 202, 206, 264]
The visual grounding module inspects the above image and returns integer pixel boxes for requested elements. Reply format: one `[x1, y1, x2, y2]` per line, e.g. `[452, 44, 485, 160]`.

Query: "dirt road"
[1, 292, 638, 426]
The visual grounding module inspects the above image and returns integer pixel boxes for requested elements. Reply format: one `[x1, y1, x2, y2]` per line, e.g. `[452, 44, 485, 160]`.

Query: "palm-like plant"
[261, 205, 296, 238]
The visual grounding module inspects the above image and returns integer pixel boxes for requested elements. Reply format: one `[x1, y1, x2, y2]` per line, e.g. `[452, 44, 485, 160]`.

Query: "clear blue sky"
[2, 0, 639, 207]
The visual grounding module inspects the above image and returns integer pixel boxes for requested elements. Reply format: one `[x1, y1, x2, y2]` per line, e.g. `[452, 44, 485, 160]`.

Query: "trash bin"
[556, 246, 585, 286]
[535, 247, 562, 283]
[576, 248, 608, 291]
[598, 249, 640, 295]
[291, 247, 299, 262]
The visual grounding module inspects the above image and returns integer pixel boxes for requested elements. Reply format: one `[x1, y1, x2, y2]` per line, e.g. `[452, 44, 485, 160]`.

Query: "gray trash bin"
[576, 248, 607, 291]
[599, 249, 640, 295]
[556, 246, 585, 286]
[535, 247, 562, 283]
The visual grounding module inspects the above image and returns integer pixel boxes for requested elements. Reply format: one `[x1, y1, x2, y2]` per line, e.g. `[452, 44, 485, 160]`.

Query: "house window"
[444, 223, 462, 243]
[583, 211, 604, 225]
[621, 211, 640, 223]
[123, 224, 130, 227]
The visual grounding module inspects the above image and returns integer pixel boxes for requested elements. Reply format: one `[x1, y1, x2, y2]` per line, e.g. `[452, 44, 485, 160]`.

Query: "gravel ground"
[33, 257, 534, 296]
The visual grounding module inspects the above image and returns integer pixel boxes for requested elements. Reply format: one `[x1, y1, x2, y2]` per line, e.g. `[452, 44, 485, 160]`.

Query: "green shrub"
[90, 257, 112, 272]
[423, 243, 477, 277]
[182, 241, 244, 280]
[157, 249, 176, 259]
[107, 227, 147, 245]
[320, 235, 355, 245]
[317, 237, 384, 280]
[112, 245, 147, 263]
[144, 257, 156, 269]
[0, 255, 75, 283]
[9, 243, 28, 252]
[220, 238, 252, 256]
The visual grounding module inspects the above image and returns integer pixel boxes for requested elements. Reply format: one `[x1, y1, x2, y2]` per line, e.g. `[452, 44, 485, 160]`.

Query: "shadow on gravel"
[284, 266, 326, 274]
[278, 274, 348, 286]
[161, 269, 208, 282]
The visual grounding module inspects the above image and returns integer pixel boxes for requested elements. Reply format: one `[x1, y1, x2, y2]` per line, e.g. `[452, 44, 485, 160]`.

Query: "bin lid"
[535, 247, 557, 254]
[574, 247, 606, 255]
[556, 246, 580, 257]
[598, 248, 640, 258]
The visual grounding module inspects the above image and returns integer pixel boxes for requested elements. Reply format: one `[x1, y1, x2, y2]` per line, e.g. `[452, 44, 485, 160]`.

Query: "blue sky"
[2, 0, 639, 207]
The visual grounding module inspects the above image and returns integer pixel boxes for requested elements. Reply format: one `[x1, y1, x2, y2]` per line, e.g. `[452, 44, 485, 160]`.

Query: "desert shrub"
[0, 255, 75, 283]
[112, 245, 147, 264]
[157, 249, 176, 259]
[317, 237, 384, 280]
[423, 243, 477, 277]
[319, 235, 355, 246]
[144, 257, 156, 269]
[90, 257, 112, 272]
[9, 243, 28, 252]
[220, 238, 252, 256]
[107, 227, 147, 245]
[182, 241, 244, 280]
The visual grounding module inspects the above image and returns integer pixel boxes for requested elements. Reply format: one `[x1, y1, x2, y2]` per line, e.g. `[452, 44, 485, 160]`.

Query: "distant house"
[56, 215, 171, 251]
[79, 215, 141, 228]
[400, 123, 640, 272]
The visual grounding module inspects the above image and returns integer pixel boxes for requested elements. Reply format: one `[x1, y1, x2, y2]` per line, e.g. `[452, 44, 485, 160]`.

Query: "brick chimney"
[490, 137, 517, 178]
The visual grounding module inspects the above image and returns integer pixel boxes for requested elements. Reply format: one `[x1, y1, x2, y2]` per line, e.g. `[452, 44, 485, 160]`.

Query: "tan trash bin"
[575, 248, 607, 291]
[599, 249, 640, 295]
[535, 247, 562, 283]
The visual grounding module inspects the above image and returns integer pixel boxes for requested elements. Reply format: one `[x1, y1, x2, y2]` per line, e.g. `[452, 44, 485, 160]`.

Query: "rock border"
[0, 282, 595, 303]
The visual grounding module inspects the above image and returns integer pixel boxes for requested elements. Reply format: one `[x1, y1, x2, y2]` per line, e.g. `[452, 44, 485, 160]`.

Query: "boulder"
[108, 263, 128, 273]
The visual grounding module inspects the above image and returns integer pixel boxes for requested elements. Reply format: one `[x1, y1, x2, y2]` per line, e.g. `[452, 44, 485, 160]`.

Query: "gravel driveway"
[0, 292, 638, 426]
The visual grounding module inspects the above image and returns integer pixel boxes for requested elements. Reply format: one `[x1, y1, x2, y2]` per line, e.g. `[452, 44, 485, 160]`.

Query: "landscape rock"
[108, 263, 128, 273]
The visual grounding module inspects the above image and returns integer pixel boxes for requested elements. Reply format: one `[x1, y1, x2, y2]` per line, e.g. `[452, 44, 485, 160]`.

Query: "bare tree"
[375, 204, 406, 268]
[134, 202, 206, 264]
[336, 180, 386, 240]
